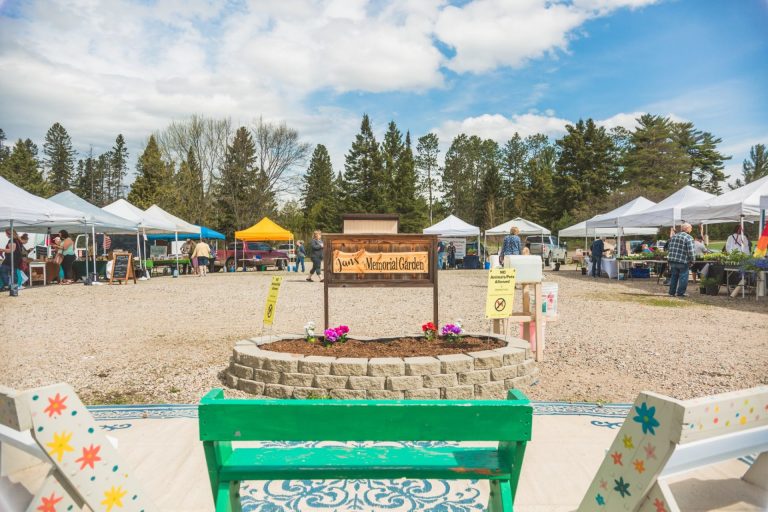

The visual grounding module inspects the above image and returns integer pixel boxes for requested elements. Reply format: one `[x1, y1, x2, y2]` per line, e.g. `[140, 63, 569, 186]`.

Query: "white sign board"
[439, 237, 466, 259]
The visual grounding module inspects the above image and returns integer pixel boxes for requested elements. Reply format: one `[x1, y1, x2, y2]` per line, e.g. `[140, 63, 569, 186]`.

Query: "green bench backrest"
[199, 389, 532, 442]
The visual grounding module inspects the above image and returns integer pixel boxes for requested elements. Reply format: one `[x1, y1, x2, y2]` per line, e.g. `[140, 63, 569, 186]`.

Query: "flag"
[102, 234, 112, 252]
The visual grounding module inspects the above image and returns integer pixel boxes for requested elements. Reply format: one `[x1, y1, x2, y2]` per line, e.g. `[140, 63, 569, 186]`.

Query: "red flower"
[422, 322, 437, 332]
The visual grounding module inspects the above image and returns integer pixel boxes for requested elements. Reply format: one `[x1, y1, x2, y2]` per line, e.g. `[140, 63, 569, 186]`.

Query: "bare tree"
[252, 116, 311, 197]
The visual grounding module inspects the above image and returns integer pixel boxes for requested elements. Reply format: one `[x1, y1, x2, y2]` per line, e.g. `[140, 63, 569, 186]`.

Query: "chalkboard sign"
[109, 251, 136, 284]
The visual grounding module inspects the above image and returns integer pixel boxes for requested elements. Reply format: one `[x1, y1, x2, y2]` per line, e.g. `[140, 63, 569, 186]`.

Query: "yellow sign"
[263, 276, 283, 326]
[332, 249, 429, 274]
[485, 268, 516, 319]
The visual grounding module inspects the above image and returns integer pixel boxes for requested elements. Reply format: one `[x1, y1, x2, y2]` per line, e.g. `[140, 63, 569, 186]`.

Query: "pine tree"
[0, 129, 10, 165]
[732, 144, 768, 189]
[393, 132, 427, 232]
[523, 136, 556, 225]
[342, 114, 384, 213]
[174, 148, 205, 223]
[301, 144, 339, 232]
[441, 134, 486, 222]
[73, 148, 98, 202]
[214, 126, 275, 237]
[95, 152, 110, 205]
[622, 114, 689, 195]
[415, 133, 439, 224]
[380, 121, 403, 212]
[43, 123, 76, 193]
[110, 134, 129, 200]
[691, 132, 729, 194]
[1, 139, 51, 196]
[501, 133, 528, 217]
[127, 135, 174, 209]
[554, 119, 619, 218]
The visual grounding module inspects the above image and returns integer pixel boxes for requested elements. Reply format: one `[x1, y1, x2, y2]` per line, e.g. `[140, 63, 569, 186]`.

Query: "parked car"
[276, 243, 296, 261]
[525, 235, 567, 270]
[216, 242, 289, 271]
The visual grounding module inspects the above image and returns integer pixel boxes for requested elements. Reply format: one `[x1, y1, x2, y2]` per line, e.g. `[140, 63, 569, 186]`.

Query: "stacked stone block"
[227, 335, 538, 400]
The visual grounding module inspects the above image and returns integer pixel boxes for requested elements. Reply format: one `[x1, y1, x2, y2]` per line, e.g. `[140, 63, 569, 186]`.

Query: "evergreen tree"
[127, 135, 174, 209]
[43, 122, 76, 192]
[342, 114, 384, 213]
[415, 133, 440, 224]
[554, 119, 619, 219]
[73, 147, 98, 203]
[441, 134, 486, 222]
[691, 132, 729, 194]
[523, 135, 556, 225]
[500, 133, 528, 217]
[380, 121, 404, 212]
[174, 148, 205, 223]
[0, 129, 10, 165]
[622, 114, 689, 195]
[1, 139, 50, 196]
[393, 132, 427, 232]
[214, 126, 275, 237]
[476, 151, 504, 229]
[110, 134, 129, 200]
[301, 144, 339, 232]
[95, 152, 110, 205]
[732, 144, 768, 189]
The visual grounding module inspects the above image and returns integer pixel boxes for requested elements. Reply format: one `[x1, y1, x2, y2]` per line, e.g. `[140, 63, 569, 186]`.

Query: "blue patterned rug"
[88, 402, 631, 511]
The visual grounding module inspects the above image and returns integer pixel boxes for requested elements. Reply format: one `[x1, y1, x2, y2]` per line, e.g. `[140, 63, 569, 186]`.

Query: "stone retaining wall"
[225, 334, 539, 399]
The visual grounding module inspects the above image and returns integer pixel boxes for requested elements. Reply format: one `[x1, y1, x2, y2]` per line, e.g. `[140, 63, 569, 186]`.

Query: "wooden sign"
[485, 268, 516, 319]
[323, 234, 438, 329]
[109, 252, 136, 285]
[332, 249, 429, 273]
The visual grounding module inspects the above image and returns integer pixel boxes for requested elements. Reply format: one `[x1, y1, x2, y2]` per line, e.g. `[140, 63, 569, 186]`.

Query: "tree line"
[1, 113, 766, 240]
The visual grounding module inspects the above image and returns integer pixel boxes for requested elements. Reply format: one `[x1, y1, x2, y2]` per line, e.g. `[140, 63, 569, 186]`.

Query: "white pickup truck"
[525, 235, 567, 271]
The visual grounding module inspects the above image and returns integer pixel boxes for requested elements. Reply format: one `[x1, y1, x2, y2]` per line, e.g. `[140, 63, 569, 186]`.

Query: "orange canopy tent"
[235, 217, 293, 241]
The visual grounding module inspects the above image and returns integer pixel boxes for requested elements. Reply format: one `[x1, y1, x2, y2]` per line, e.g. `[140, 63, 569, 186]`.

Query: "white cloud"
[432, 112, 571, 148]
[596, 111, 687, 130]
[434, 0, 661, 73]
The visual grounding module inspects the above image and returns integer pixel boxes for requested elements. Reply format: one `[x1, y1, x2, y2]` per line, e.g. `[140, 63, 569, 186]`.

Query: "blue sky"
[1, 0, 766, 193]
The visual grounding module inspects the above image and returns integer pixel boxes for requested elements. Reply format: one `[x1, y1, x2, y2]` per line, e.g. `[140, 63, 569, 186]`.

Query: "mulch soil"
[260, 336, 506, 358]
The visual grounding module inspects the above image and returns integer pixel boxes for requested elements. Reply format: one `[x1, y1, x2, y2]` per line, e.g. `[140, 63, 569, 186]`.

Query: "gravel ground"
[1, 266, 766, 404]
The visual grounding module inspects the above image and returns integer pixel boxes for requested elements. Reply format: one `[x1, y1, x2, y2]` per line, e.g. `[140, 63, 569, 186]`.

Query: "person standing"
[191, 239, 211, 277]
[447, 242, 456, 269]
[590, 237, 606, 278]
[307, 230, 323, 282]
[437, 240, 446, 270]
[1, 230, 22, 291]
[499, 226, 522, 266]
[725, 225, 751, 254]
[53, 230, 76, 284]
[188, 239, 198, 275]
[295, 240, 306, 272]
[666, 223, 695, 297]
[181, 239, 193, 275]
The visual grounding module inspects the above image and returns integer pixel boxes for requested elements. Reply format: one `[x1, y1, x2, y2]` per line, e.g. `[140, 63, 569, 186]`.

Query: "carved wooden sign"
[323, 234, 438, 328]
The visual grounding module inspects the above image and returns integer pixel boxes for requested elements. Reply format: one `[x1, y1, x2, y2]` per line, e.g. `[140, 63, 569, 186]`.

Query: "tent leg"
[9, 219, 17, 296]
[92, 225, 97, 282]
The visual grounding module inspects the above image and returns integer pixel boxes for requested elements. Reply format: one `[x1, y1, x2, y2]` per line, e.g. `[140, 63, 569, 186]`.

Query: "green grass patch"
[708, 240, 725, 251]
[594, 292, 699, 308]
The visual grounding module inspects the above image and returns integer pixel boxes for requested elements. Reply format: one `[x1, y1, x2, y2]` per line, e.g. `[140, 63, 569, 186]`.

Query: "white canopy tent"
[145, 204, 200, 272]
[103, 199, 177, 270]
[618, 186, 715, 228]
[586, 197, 656, 230]
[682, 175, 768, 224]
[558, 220, 657, 238]
[761, 195, 768, 234]
[49, 191, 139, 282]
[0, 177, 86, 294]
[423, 214, 480, 237]
[423, 215, 480, 267]
[485, 217, 550, 236]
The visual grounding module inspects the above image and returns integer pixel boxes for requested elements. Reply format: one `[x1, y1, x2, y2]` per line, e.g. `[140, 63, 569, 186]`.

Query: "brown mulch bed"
[260, 336, 506, 358]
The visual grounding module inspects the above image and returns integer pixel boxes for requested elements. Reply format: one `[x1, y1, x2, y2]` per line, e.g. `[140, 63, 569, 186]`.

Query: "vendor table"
[724, 268, 766, 301]
[584, 257, 618, 278]
[72, 260, 108, 281]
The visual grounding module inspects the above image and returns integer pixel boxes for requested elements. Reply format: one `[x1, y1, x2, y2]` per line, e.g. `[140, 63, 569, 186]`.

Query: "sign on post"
[263, 276, 283, 326]
[485, 268, 516, 319]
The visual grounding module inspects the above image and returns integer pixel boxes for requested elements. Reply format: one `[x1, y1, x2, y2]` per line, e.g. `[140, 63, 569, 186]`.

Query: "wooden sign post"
[323, 234, 438, 330]
[109, 251, 136, 285]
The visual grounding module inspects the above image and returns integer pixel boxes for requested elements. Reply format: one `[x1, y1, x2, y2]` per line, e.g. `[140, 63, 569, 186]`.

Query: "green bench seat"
[199, 388, 533, 512]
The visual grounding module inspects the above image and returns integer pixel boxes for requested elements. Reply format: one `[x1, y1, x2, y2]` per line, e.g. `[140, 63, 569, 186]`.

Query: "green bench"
[198, 388, 533, 512]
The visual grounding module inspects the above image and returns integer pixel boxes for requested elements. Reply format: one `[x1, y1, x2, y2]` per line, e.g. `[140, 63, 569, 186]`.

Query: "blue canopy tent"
[146, 226, 225, 241]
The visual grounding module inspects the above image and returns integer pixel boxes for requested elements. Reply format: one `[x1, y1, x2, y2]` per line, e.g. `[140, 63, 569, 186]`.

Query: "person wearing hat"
[180, 238, 194, 275]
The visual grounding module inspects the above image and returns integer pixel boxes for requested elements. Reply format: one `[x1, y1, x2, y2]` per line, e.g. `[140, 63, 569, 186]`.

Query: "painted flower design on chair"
[633, 402, 660, 435]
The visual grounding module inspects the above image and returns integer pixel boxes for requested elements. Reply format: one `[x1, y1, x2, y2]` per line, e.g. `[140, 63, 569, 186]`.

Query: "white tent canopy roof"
[559, 220, 658, 238]
[681, 175, 768, 223]
[423, 214, 480, 237]
[0, 176, 86, 228]
[145, 204, 199, 234]
[486, 217, 550, 236]
[586, 196, 656, 229]
[619, 185, 715, 228]
[49, 191, 138, 233]
[103, 199, 176, 233]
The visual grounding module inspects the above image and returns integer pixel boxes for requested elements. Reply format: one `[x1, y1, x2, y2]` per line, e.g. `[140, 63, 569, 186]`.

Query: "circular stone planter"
[225, 334, 539, 400]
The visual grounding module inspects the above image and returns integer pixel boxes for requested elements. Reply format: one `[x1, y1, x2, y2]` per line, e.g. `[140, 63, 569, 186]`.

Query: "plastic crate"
[630, 267, 651, 278]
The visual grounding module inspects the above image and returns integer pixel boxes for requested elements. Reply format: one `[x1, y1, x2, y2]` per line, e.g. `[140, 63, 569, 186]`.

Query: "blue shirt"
[591, 239, 604, 256]
[501, 235, 521, 256]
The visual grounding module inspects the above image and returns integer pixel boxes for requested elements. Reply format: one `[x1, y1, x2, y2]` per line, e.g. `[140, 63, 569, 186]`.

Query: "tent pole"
[92, 225, 97, 281]
[84, 224, 90, 284]
[234, 236, 238, 272]
[741, 216, 745, 299]
[9, 219, 16, 296]
[174, 231, 179, 276]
